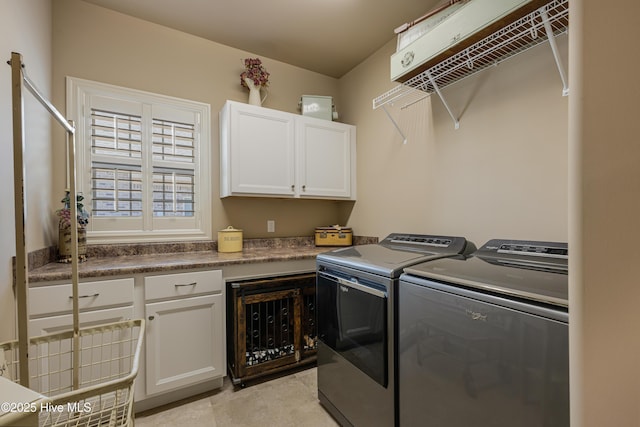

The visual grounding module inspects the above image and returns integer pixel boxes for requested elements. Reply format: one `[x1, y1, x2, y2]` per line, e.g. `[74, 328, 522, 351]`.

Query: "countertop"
[27, 237, 377, 283]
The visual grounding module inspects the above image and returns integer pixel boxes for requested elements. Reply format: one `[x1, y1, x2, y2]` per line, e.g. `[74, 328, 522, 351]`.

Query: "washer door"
[317, 270, 388, 387]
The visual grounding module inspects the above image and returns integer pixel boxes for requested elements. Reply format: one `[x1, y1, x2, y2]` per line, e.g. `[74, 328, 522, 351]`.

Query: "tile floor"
[134, 367, 339, 427]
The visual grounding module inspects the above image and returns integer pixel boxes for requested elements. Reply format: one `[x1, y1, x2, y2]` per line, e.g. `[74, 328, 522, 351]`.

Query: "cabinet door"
[224, 102, 296, 197]
[296, 117, 356, 199]
[145, 294, 224, 395]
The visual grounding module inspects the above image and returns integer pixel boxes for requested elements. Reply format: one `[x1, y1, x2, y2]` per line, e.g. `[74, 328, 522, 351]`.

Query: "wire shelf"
[373, 0, 569, 110]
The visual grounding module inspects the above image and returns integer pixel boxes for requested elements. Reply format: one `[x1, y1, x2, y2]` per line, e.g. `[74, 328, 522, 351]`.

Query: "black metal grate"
[245, 297, 295, 366]
[303, 292, 317, 351]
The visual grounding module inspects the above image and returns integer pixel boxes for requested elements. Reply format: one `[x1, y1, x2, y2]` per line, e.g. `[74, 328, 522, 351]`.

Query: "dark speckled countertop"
[27, 236, 378, 283]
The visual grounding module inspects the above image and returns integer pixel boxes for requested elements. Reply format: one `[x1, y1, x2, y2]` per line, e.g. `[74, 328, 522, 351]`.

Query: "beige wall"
[339, 37, 569, 246]
[0, 1, 53, 342]
[52, 0, 345, 240]
[52, 0, 570, 248]
[569, 1, 640, 426]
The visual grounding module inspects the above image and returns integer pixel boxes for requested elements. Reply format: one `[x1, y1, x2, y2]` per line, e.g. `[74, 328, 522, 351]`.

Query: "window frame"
[66, 77, 212, 244]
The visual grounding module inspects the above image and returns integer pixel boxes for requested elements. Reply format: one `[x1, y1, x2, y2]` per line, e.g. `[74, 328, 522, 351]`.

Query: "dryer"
[398, 239, 569, 427]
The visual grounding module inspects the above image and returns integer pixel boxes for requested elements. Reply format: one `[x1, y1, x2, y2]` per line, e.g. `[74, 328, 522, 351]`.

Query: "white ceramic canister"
[218, 226, 243, 252]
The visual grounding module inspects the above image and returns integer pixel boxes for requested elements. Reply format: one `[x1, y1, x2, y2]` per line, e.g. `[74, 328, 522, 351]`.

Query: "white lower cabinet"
[143, 270, 224, 396]
[27, 261, 315, 412]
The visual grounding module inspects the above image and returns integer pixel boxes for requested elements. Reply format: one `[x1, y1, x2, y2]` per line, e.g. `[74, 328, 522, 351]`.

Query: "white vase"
[244, 77, 264, 106]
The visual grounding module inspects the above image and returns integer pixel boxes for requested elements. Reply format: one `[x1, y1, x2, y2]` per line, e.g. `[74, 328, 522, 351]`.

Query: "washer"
[316, 233, 474, 427]
[398, 239, 569, 427]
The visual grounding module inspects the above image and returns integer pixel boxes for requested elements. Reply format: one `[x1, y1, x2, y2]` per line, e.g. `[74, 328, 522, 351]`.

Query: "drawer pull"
[175, 282, 197, 288]
[69, 293, 100, 299]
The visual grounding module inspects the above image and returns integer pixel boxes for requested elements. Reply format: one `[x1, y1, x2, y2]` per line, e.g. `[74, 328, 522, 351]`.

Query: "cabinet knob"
[148, 315, 155, 321]
[291, 184, 295, 191]
[302, 185, 306, 192]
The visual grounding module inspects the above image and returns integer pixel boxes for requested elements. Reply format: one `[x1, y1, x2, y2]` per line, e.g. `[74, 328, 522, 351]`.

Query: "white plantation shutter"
[152, 118, 195, 218]
[90, 109, 144, 217]
[153, 169, 195, 217]
[68, 77, 211, 243]
[152, 119, 195, 163]
[92, 165, 143, 216]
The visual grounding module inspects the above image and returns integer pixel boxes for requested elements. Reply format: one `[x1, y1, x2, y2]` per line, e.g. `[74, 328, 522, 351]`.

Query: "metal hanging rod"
[373, 0, 569, 140]
[7, 58, 75, 134]
[8, 51, 79, 388]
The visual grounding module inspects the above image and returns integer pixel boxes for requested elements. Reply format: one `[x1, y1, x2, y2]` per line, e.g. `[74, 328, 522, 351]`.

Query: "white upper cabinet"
[220, 100, 356, 200]
[296, 116, 355, 199]
[220, 101, 296, 197]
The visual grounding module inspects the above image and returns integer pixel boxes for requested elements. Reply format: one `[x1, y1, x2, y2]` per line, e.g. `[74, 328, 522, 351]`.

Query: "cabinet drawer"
[29, 306, 134, 336]
[29, 278, 134, 318]
[145, 270, 222, 301]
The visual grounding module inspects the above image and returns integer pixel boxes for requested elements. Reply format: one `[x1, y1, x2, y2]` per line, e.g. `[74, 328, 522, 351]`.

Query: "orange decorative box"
[315, 226, 353, 247]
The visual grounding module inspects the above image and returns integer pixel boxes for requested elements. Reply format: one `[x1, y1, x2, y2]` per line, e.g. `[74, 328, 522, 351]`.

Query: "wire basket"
[0, 319, 144, 427]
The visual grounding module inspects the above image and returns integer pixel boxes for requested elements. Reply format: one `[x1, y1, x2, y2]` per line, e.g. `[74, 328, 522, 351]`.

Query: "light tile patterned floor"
[135, 367, 338, 427]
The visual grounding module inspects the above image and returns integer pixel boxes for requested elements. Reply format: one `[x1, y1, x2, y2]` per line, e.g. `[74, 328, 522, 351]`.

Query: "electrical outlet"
[267, 220, 275, 233]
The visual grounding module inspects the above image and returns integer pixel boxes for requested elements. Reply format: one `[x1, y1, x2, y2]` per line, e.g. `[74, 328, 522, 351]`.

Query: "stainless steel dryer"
[398, 239, 569, 427]
[316, 233, 473, 427]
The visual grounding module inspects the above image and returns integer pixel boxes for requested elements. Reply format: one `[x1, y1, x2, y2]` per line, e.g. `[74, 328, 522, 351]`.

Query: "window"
[67, 77, 211, 243]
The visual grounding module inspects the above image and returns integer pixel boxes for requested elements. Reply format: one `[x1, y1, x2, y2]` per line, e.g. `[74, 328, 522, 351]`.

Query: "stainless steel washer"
[316, 233, 473, 427]
[399, 239, 569, 427]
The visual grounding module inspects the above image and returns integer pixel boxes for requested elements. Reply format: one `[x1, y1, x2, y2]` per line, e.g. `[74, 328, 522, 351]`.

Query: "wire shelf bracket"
[540, 6, 569, 96]
[381, 104, 408, 144]
[373, 0, 569, 141]
[426, 70, 460, 130]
